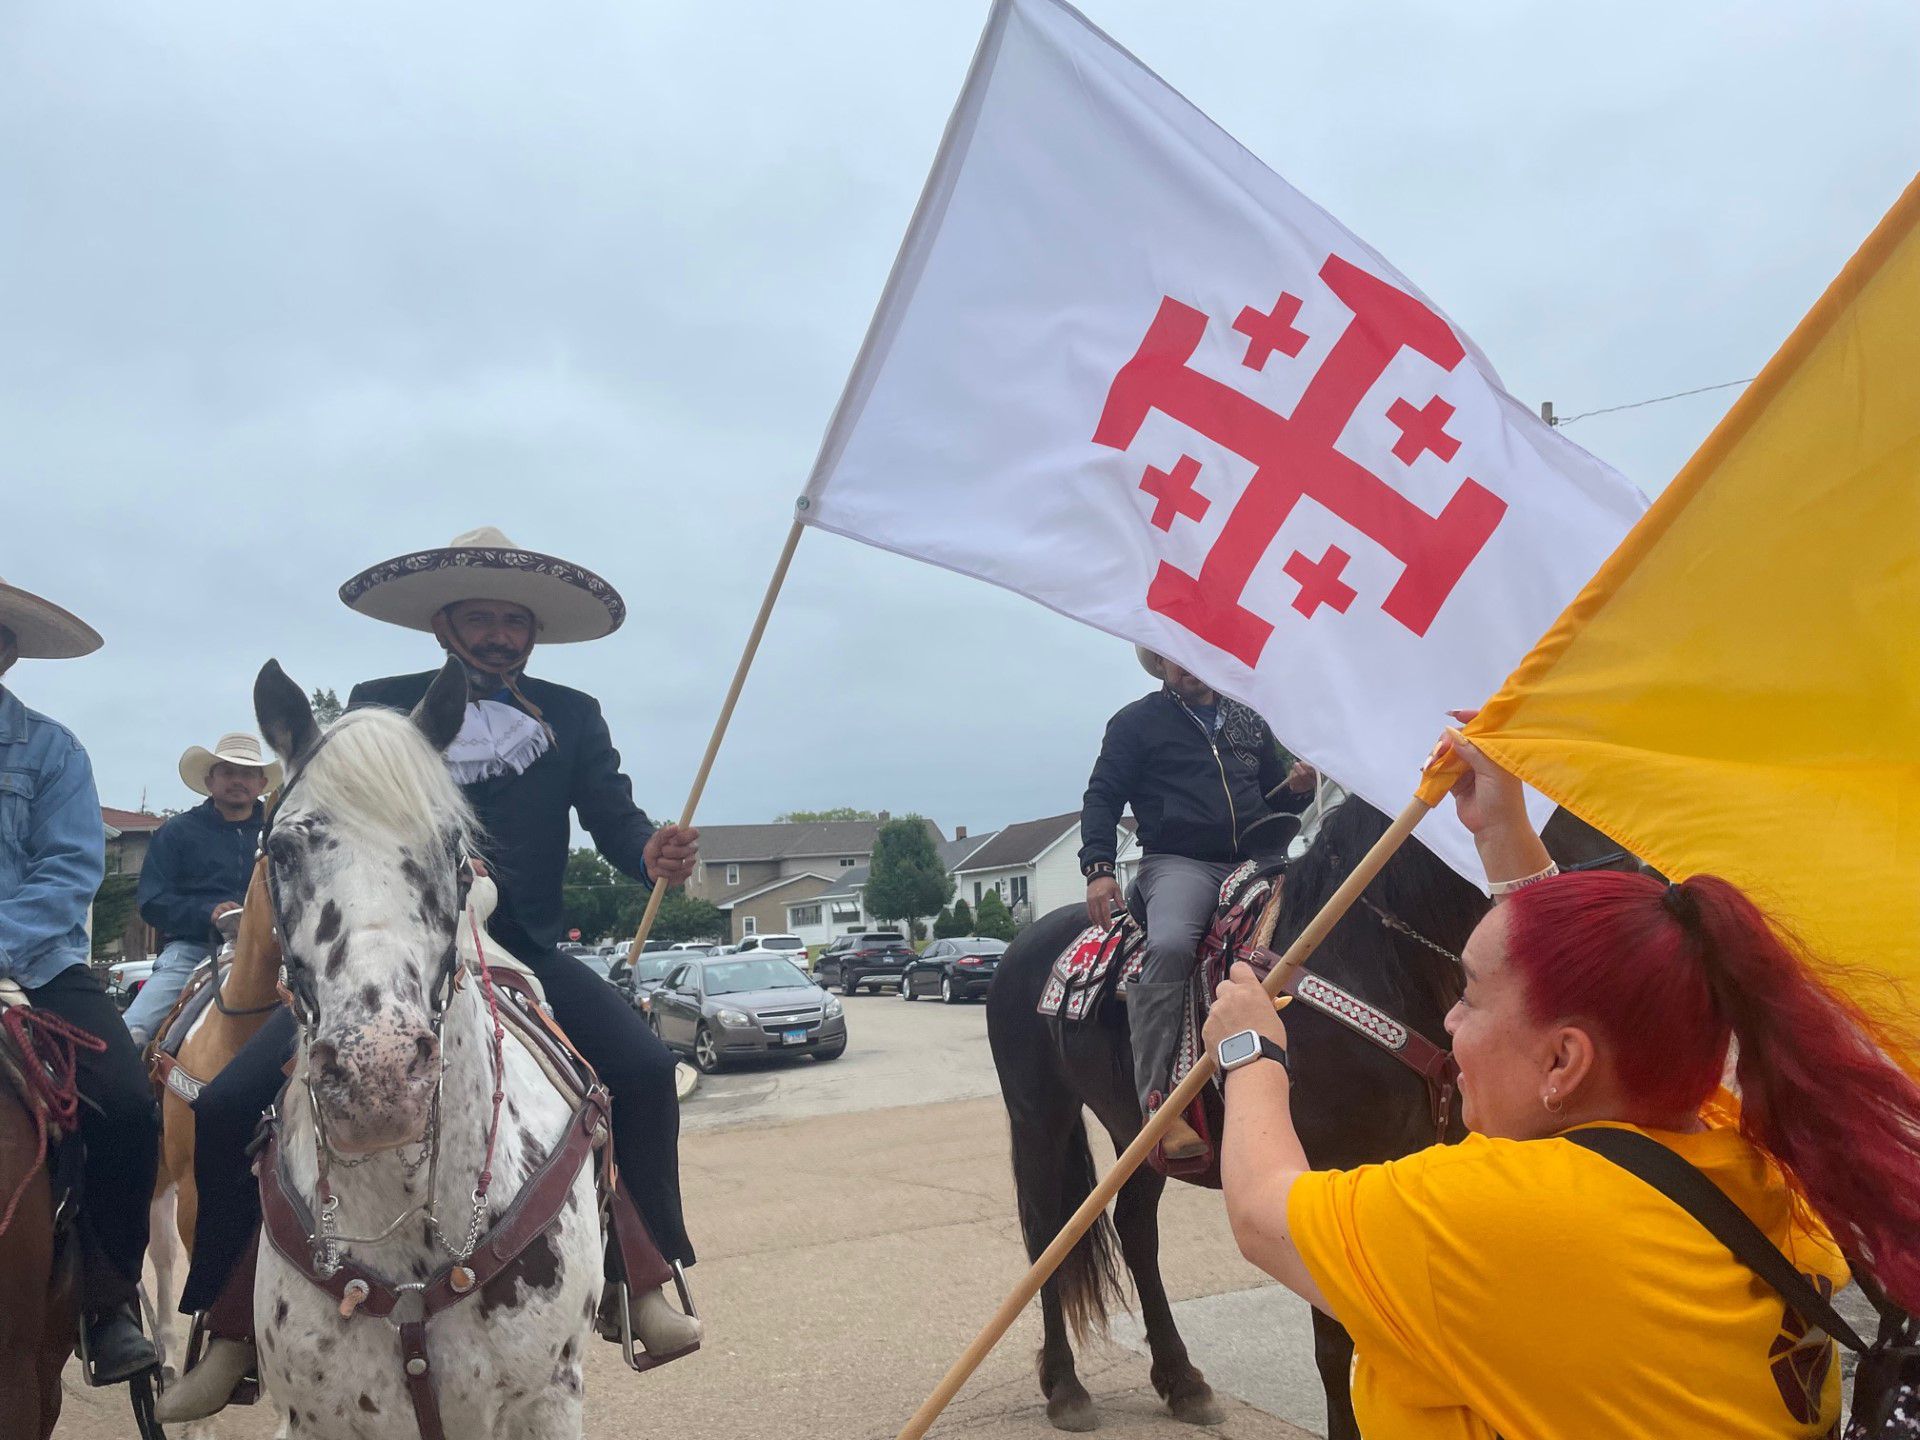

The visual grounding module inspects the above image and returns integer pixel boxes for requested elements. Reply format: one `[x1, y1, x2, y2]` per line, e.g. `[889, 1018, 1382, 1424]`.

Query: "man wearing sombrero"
[0, 574, 162, 1381]
[1079, 647, 1315, 1160]
[122, 731, 280, 1046]
[164, 529, 703, 1421]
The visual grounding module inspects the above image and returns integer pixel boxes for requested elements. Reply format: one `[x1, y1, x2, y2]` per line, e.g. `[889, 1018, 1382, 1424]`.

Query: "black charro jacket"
[1078, 689, 1307, 871]
[348, 671, 655, 962]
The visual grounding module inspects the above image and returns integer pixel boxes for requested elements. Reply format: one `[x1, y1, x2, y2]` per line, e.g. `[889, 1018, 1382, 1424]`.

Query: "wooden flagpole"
[894, 790, 1440, 1440]
[627, 518, 807, 956]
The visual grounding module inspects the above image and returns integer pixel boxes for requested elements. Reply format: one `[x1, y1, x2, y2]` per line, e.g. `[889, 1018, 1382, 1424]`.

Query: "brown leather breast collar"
[258, 1084, 608, 1440]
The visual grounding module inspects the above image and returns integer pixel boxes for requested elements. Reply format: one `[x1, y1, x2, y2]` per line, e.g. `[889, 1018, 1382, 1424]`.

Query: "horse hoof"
[1046, 1390, 1099, 1432]
[1168, 1385, 1225, 1427]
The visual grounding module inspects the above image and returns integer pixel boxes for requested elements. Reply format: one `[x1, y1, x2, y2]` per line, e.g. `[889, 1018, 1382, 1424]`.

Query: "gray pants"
[1129, 854, 1233, 1114]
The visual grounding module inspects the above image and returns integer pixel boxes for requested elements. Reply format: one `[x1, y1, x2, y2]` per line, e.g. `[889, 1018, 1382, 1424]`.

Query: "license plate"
[782, 1029, 808, 1045]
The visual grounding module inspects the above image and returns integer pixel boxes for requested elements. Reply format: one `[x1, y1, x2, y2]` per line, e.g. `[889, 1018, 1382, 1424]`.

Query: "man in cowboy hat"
[1079, 647, 1315, 1160]
[0, 574, 161, 1381]
[164, 529, 702, 1421]
[122, 732, 280, 1045]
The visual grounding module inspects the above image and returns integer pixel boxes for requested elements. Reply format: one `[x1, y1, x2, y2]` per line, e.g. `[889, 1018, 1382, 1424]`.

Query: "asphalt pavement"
[56, 987, 1325, 1439]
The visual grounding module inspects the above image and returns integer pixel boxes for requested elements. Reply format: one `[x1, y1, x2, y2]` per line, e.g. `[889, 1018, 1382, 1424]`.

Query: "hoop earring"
[1542, 1088, 1564, 1115]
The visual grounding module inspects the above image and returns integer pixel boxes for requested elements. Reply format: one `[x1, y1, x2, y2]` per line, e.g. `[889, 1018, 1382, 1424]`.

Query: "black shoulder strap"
[1565, 1126, 1868, 1353]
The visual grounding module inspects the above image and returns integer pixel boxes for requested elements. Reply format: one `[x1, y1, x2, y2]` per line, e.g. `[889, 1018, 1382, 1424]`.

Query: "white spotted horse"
[988, 796, 1635, 1438]
[243, 659, 679, 1440]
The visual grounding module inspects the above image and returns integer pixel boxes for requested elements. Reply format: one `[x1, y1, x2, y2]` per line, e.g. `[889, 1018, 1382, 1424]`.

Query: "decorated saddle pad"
[1038, 858, 1284, 1026]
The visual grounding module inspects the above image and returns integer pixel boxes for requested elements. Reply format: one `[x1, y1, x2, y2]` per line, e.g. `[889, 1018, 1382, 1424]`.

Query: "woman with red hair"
[1204, 729, 1920, 1439]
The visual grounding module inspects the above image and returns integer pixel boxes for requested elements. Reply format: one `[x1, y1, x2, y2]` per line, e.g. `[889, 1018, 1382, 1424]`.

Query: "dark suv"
[812, 932, 915, 996]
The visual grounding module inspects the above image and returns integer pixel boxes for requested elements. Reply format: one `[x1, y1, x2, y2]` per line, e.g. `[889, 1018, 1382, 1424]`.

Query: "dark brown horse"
[0, 1060, 79, 1439]
[987, 798, 1631, 1437]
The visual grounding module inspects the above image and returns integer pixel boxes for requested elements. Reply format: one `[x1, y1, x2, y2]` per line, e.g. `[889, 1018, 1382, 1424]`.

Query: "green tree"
[973, 889, 1016, 941]
[91, 873, 139, 960]
[310, 688, 344, 726]
[862, 815, 954, 938]
[951, 897, 974, 935]
[774, 807, 877, 823]
[649, 889, 726, 946]
[561, 847, 726, 950]
[932, 905, 961, 939]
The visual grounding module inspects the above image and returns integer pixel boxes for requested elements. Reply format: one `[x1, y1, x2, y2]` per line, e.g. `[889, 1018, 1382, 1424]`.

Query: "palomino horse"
[248, 660, 604, 1439]
[987, 798, 1632, 1438]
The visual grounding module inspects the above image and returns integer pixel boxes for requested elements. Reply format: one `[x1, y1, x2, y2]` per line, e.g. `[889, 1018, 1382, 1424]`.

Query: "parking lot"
[678, 981, 1003, 1133]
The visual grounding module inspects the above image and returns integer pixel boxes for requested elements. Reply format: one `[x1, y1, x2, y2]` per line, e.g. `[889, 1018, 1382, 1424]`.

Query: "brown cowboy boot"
[156, 1234, 259, 1424]
[1158, 1110, 1208, 1162]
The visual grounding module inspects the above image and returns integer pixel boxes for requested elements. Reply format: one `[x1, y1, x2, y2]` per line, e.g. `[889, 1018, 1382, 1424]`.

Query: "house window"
[725, 863, 740, 887]
[830, 902, 860, 923]
[973, 881, 982, 904]
[839, 856, 857, 867]
[792, 904, 822, 927]
[742, 915, 758, 936]
[1010, 876, 1029, 906]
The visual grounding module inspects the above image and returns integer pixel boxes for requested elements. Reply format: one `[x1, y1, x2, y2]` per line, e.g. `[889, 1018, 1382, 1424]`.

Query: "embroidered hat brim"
[1135, 645, 1166, 680]
[338, 530, 625, 644]
[0, 577, 103, 660]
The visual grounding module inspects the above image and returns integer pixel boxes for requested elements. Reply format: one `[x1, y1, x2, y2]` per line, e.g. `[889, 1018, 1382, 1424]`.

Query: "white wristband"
[1488, 862, 1559, 898]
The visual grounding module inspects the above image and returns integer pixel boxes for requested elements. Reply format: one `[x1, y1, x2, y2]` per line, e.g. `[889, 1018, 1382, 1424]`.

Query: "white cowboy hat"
[338, 527, 626, 644]
[1135, 646, 1166, 680]
[0, 575, 102, 660]
[178, 732, 283, 796]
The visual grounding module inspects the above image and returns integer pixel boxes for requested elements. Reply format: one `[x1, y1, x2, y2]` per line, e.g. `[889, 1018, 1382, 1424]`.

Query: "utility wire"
[1552, 376, 1755, 427]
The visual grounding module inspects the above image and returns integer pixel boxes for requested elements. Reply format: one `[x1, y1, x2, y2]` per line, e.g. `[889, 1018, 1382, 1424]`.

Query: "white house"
[950, 812, 1139, 928]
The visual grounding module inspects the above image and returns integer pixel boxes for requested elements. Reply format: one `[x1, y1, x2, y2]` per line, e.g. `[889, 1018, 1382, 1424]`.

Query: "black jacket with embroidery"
[1078, 689, 1307, 871]
[348, 671, 655, 962]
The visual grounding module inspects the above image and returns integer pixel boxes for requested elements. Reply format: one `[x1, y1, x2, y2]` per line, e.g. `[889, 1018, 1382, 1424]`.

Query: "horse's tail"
[1009, 1110, 1126, 1345]
[989, 905, 1128, 1346]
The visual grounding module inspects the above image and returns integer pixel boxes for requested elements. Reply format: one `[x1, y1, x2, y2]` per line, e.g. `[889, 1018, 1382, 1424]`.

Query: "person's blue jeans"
[122, 938, 209, 1043]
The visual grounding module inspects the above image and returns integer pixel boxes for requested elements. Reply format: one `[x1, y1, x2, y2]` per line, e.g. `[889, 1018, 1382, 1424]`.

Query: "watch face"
[1218, 1029, 1259, 1067]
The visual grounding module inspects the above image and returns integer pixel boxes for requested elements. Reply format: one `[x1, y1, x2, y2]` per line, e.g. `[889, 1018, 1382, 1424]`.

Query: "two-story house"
[689, 814, 947, 943]
[951, 811, 1140, 929]
[785, 828, 998, 946]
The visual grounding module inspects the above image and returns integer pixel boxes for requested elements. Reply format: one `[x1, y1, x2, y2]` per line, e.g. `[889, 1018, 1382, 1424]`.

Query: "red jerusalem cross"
[1139, 456, 1210, 531]
[1233, 293, 1307, 370]
[1093, 254, 1507, 668]
[1386, 396, 1461, 466]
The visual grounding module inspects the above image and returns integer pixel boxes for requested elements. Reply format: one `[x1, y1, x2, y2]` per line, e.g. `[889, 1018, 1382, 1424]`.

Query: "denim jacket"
[0, 686, 105, 986]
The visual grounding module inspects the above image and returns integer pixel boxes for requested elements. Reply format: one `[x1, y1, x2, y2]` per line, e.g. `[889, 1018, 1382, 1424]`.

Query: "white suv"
[732, 933, 810, 966]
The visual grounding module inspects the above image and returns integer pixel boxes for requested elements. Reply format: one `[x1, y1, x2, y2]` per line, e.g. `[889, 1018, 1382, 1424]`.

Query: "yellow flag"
[1445, 175, 1920, 985]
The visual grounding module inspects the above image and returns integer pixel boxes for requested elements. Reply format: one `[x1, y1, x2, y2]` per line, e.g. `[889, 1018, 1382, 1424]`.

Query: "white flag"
[801, 0, 1647, 883]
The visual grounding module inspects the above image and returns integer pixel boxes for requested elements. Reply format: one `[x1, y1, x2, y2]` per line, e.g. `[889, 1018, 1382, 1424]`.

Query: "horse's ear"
[409, 657, 468, 753]
[255, 660, 320, 765]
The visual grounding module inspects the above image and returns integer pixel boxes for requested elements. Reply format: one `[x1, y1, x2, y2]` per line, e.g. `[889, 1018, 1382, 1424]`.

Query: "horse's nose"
[410, 1031, 440, 1076]
[309, 1039, 347, 1086]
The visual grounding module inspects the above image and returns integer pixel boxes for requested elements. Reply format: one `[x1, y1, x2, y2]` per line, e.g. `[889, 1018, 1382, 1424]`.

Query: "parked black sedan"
[647, 955, 848, 1073]
[899, 937, 1009, 1003]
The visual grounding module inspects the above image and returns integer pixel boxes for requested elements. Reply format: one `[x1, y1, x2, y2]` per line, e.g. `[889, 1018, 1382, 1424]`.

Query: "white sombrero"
[338, 527, 626, 644]
[178, 732, 283, 796]
[1136, 646, 1166, 680]
[0, 575, 102, 659]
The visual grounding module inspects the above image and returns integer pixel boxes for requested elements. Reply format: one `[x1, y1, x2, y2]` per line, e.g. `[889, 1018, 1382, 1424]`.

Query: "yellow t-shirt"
[1288, 1118, 1849, 1440]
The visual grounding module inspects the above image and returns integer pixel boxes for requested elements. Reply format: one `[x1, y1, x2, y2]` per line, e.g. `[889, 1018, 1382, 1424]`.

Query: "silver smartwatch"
[1217, 1028, 1289, 1075]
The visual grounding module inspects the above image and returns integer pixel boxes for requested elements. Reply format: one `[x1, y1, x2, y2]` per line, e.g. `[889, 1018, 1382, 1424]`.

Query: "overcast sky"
[3, 1, 1914, 834]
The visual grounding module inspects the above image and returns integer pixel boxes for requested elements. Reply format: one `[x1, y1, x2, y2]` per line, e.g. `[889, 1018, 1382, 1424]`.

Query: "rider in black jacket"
[1080, 648, 1312, 1158]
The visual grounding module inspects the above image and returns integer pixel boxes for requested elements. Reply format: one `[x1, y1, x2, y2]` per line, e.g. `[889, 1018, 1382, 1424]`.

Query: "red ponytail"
[1505, 870, 1920, 1311]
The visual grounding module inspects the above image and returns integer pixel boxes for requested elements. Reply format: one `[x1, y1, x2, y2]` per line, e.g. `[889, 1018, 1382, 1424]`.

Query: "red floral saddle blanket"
[1037, 859, 1279, 1024]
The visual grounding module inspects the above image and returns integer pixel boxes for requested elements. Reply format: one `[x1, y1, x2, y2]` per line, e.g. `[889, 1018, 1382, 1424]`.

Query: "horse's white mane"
[295, 706, 477, 853]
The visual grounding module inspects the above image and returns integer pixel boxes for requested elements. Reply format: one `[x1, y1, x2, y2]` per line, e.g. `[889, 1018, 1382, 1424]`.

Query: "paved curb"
[675, 1061, 699, 1101]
